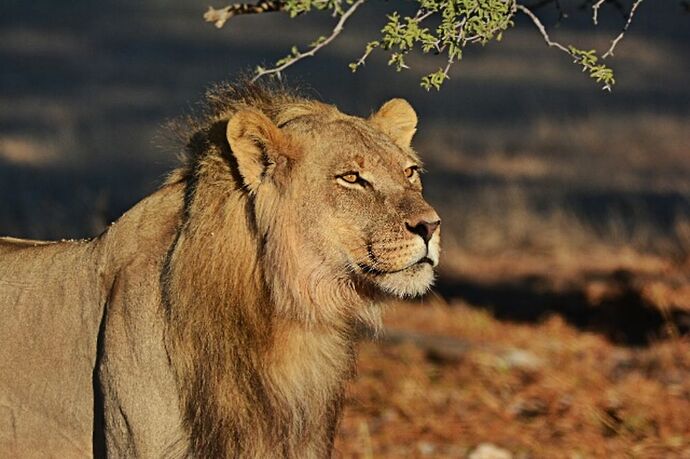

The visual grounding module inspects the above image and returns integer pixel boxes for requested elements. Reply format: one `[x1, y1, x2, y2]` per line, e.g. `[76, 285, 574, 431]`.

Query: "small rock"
[417, 441, 436, 456]
[469, 443, 513, 459]
[501, 348, 543, 371]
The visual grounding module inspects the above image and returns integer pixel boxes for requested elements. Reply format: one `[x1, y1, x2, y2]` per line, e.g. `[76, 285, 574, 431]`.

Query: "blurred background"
[1, 0, 689, 456]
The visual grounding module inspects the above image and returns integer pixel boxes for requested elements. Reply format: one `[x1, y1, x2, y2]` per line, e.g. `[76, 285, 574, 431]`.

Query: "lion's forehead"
[303, 118, 417, 171]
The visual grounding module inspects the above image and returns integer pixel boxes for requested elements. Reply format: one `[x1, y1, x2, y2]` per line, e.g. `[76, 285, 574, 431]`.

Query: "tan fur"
[0, 82, 440, 457]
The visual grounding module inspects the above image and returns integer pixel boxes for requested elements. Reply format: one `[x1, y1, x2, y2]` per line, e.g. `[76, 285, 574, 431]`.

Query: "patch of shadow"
[435, 270, 690, 347]
[0, 158, 166, 240]
[92, 302, 107, 457]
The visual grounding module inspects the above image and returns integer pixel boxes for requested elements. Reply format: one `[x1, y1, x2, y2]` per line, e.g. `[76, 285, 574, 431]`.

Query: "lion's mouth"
[357, 257, 433, 276]
[418, 256, 434, 266]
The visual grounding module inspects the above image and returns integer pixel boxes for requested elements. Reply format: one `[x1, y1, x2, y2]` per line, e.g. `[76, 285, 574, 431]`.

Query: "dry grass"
[334, 301, 690, 458]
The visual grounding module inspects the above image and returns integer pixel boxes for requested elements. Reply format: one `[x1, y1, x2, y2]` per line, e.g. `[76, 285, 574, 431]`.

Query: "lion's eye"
[337, 171, 370, 188]
[337, 172, 368, 187]
[340, 173, 359, 184]
[404, 166, 418, 179]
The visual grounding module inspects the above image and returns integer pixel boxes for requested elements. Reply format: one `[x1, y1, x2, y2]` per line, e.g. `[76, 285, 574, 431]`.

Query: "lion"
[0, 83, 441, 458]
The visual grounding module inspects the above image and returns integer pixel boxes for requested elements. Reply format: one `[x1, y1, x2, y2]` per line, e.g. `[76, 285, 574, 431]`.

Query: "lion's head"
[223, 90, 440, 318]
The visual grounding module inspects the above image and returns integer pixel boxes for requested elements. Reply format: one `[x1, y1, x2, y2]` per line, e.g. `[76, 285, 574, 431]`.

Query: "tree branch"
[517, 4, 615, 90]
[592, 0, 606, 25]
[584, 0, 627, 20]
[204, 0, 643, 90]
[516, 4, 570, 54]
[602, 0, 644, 58]
[204, 0, 286, 29]
[251, 0, 366, 82]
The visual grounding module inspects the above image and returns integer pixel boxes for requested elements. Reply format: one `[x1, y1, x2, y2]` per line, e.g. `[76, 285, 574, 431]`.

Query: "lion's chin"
[371, 262, 435, 298]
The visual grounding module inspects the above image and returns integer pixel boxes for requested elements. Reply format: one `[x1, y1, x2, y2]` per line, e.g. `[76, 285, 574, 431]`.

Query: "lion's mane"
[161, 83, 362, 457]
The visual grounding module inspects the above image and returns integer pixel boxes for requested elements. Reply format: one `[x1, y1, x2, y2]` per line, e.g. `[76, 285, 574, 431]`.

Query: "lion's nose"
[405, 218, 440, 244]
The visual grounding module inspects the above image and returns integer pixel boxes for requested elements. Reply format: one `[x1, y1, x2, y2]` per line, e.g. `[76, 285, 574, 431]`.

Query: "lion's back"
[0, 238, 104, 456]
[0, 181, 187, 456]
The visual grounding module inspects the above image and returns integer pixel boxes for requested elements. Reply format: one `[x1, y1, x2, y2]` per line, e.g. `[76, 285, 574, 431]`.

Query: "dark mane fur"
[169, 81, 313, 174]
[160, 81, 356, 457]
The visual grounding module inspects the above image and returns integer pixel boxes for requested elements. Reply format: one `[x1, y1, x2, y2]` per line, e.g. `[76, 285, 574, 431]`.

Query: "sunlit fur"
[0, 82, 440, 457]
[159, 82, 441, 457]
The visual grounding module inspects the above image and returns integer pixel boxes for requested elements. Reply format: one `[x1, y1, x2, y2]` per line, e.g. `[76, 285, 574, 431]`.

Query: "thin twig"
[518, 3, 616, 90]
[583, 0, 628, 20]
[592, 0, 606, 24]
[516, 4, 570, 54]
[437, 17, 467, 81]
[440, 59, 454, 81]
[602, 0, 644, 58]
[351, 4, 433, 72]
[204, 0, 285, 29]
[252, 0, 366, 81]
[351, 41, 379, 70]
[415, 9, 435, 22]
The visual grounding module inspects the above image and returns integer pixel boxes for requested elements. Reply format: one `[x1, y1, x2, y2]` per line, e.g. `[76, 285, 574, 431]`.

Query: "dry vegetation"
[335, 301, 690, 457]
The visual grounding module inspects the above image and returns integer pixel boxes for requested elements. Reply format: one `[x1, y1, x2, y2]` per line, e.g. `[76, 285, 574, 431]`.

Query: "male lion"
[0, 83, 440, 458]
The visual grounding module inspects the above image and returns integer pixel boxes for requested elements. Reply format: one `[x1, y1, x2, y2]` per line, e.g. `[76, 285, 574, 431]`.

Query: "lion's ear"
[369, 98, 418, 148]
[226, 109, 296, 192]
